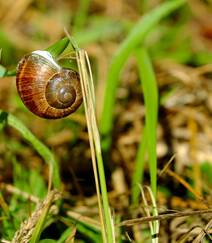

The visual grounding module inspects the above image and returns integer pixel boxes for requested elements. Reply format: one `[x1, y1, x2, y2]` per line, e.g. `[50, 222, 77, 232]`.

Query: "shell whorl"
[16, 50, 82, 119]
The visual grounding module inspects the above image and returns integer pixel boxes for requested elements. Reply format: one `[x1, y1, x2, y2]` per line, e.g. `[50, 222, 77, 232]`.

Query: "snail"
[16, 50, 82, 119]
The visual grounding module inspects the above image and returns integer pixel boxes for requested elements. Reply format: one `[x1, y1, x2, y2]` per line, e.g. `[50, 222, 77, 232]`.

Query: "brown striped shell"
[16, 50, 82, 119]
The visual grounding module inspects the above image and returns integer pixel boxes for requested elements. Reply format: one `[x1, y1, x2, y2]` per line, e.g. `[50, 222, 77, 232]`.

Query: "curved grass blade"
[134, 47, 158, 198]
[57, 227, 76, 243]
[62, 214, 101, 243]
[100, 0, 186, 149]
[0, 110, 60, 189]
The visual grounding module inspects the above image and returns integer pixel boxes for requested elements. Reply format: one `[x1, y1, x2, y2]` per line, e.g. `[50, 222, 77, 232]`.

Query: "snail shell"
[16, 50, 82, 119]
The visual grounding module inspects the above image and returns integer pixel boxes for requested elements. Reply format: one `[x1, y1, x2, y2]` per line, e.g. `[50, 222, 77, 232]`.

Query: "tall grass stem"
[76, 49, 114, 242]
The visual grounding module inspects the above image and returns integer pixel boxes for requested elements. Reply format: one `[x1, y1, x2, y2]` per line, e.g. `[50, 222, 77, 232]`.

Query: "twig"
[118, 209, 212, 227]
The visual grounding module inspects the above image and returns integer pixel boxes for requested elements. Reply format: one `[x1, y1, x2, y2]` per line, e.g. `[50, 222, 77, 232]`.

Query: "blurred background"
[0, 0, 211, 241]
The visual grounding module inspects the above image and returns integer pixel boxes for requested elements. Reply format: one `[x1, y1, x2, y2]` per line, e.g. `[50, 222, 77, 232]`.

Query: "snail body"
[16, 50, 82, 119]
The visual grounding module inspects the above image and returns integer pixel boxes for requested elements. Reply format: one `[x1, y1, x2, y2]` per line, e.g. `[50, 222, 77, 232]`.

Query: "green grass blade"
[0, 110, 60, 189]
[76, 223, 101, 243]
[29, 191, 60, 243]
[131, 126, 148, 204]
[5, 37, 70, 77]
[29, 201, 52, 243]
[57, 227, 76, 243]
[62, 215, 101, 243]
[11, 190, 60, 242]
[45, 37, 70, 58]
[135, 48, 158, 198]
[100, 0, 186, 149]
